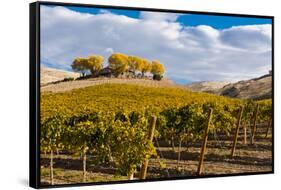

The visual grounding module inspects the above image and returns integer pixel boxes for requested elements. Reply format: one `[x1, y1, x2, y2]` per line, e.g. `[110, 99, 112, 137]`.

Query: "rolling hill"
[41, 67, 272, 100]
[185, 81, 230, 94]
[186, 74, 272, 100]
[40, 67, 177, 92]
[41, 67, 80, 85]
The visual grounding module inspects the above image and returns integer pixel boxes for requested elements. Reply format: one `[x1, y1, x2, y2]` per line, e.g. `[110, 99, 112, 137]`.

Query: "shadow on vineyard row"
[40, 100, 272, 185]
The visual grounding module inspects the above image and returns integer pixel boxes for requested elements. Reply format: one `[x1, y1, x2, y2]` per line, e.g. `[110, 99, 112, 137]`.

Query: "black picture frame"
[30, 1, 274, 189]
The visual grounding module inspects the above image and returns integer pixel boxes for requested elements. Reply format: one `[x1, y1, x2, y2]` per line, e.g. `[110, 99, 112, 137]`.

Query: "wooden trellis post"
[243, 123, 247, 144]
[177, 138, 182, 168]
[250, 104, 259, 144]
[265, 116, 272, 138]
[140, 116, 157, 180]
[82, 147, 87, 183]
[230, 107, 244, 158]
[50, 150, 54, 185]
[197, 108, 213, 175]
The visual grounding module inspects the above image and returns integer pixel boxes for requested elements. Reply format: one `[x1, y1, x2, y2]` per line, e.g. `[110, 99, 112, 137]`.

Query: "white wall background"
[0, 0, 279, 189]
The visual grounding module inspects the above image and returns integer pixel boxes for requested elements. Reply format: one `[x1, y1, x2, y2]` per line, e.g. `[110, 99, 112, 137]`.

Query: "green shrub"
[63, 77, 75, 82]
[153, 74, 163, 81]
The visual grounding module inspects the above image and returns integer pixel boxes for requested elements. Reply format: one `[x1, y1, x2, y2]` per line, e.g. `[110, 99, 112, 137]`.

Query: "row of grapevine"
[41, 111, 156, 184]
[41, 98, 272, 184]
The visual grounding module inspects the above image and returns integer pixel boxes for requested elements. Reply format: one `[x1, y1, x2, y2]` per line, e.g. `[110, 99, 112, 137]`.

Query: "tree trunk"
[90, 68, 94, 76]
[128, 172, 134, 180]
[50, 150, 54, 185]
[90, 68, 99, 77]
[83, 148, 87, 182]
[177, 138, 182, 168]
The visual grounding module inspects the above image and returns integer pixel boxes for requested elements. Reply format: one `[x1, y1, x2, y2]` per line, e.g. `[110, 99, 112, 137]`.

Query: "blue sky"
[41, 5, 272, 84]
[66, 5, 272, 29]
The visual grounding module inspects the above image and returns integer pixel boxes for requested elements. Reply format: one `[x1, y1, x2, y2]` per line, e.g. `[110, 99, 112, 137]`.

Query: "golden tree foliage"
[87, 55, 104, 75]
[108, 53, 130, 76]
[151, 60, 165, 75]
[72, 55, 104, 76]
[141, 59, 152, 76]
[128, 56, 144, 74]
[72, 52, 164, 78]
[71, 57, 89, 76]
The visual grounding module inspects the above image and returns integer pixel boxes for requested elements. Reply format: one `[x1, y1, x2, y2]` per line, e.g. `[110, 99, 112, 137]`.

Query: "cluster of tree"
[71, 55, 104, 77]
[71, 53, 165, 80]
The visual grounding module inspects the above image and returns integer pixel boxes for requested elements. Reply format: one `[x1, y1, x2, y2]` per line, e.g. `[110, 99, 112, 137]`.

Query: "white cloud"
[140, 11, 181, 22]
[41, 6, 272, 83]
[105, 48, 114, 54]
[220, 24, 271, 52]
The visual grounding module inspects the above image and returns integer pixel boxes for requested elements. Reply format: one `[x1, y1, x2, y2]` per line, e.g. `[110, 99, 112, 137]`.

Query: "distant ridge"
[186, 74, 272, 100]
[219, 74, 272, 100]
[186, 81, 230, 94]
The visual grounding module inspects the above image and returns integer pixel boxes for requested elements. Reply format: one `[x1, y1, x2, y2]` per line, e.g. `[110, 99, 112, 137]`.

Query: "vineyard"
[40, 83, 272, 185]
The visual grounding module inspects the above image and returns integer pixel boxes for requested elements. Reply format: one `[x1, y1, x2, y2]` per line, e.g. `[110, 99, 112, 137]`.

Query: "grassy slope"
[41, 83, 242, 120]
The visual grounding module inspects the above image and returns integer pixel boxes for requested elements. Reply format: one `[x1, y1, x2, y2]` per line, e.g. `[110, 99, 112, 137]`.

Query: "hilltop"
[41, 77, 178, 93]
[41, 67, 177, 93]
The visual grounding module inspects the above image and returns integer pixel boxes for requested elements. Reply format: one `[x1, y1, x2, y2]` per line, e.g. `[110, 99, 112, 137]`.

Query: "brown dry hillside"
[219, 75, 272, 100]
[41, 77, 178, 93]
[41, 67, 178, 92]
[186, 74, 272, 100]
[41, 67, 80, 85]
[186, 81, 230, 93]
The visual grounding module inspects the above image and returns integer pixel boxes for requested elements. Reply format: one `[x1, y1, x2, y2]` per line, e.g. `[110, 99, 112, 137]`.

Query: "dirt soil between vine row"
[40, 124, 272, 185]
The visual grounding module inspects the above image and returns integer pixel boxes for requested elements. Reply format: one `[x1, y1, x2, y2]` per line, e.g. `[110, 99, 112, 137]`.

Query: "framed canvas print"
[29, 1, 274, 188]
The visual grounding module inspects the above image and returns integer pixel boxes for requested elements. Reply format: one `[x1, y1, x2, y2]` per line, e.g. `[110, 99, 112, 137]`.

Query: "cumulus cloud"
[220, 25, 271, 52]
[140, 11, 181, 22]
[41, 5, 272, 83]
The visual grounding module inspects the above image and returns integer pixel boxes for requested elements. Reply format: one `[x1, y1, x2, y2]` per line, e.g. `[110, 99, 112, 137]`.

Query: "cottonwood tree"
[141, 59, 152, 77]
[128, 56, 143, 76]
[87, 55, 104, 75]
[108, 53, 130, 77]
[151, 60, 165, 80]
[71, 58, 89, 77]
